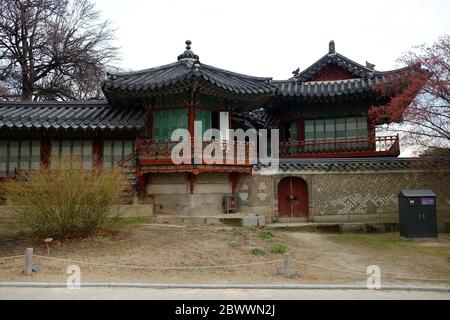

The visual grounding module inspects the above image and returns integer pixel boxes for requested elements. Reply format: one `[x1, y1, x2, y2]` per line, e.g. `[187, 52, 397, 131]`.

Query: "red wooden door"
[278, 177, 308, 218]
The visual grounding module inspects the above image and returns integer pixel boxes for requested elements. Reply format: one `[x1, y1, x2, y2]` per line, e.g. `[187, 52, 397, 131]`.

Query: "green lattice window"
[152, 109, 188, 140]
[304, 117, 368, 151]
[51, 140, 93, 169]
[195, 109, 212, 138]
[103, 140, 135, 168]
[0, 140, 41, 177]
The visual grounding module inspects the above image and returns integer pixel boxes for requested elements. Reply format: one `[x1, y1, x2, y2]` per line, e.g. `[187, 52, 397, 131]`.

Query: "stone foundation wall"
[146, 172, 231, 215]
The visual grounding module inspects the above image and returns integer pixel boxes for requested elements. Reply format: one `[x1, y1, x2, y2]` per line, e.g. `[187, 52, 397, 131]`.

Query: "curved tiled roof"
[274, 66, 415, 98]
[294, 52, 375, 82]
[102, 58, 274, 96]
[273, 76, 384, 97]
[0, 100, 146, 130]
[254, 157, 450, 172]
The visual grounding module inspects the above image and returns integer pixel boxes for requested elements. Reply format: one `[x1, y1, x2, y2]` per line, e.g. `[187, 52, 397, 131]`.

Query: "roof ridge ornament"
[177, 40, 200, 61]
[328, 40, 336, 55]
[365, 61, 376, 70]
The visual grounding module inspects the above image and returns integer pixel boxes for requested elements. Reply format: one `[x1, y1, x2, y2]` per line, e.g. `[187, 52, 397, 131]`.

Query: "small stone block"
[32, 264, 44, 273]
[257, 215, 266, 227]
[242, 215, 258, 227]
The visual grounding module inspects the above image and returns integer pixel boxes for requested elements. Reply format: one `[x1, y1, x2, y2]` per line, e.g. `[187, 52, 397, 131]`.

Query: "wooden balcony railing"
[137, 138, 256, 165]
[136, 135, 400, 165]
[279, 135, 400, 158]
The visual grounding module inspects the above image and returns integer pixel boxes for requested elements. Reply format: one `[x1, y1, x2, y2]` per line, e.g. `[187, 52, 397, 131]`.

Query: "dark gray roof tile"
[0, 100, 146, 130]
[102, 59, 274, 97]
[254, 157, 450, 172]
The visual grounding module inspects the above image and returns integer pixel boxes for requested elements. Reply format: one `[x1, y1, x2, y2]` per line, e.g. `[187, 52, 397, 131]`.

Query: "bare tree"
[0, 0, 119, 101]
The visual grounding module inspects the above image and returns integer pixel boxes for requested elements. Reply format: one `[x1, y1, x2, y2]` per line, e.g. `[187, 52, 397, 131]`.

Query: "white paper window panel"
[114, 142, 123, 157]
[0, 141, 6, 174]
[30, 141, 41, 170]
[123, 141, 134, 156]
[83, 141, 93, 156]
[8, 141, 19, 171]
[61, 141, 71, 156]
[102, 141, 115, 167]
[103, 141, 113, 156]
[72, 141, 82, 155]
[20, 141, 29, 170]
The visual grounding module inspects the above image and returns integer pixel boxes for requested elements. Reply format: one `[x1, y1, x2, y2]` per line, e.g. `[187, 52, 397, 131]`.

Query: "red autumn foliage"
[368, 35, 450, 148]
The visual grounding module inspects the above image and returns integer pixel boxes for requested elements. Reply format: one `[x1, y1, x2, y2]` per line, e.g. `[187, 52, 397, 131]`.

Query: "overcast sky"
[95, 0, 449, 79]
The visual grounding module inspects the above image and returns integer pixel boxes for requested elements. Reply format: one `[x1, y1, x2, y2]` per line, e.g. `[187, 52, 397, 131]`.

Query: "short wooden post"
[24, 248, 33, 276]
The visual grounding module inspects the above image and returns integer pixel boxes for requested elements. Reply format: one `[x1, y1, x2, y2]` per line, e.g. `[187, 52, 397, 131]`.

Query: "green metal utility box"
[398, 189, 437, 239]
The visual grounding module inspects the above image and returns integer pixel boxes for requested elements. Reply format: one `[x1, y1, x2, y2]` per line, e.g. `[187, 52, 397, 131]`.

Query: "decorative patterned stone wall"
[311, 172, 450, 217]
[236, 174, 275, 217]
[237, 175, 253, 205]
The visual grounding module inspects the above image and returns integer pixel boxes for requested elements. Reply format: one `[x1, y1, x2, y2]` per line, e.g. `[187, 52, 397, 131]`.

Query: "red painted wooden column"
[188, 172, 195, 194]
[92, 134, 103, 169]
[40, 134, 51, 169]
[134, 130, 146, 196]
[368, 118, 376, 151]
[146, 110, 153, 139]
[229, 172, 239, 193]
[188, 104, 195, 137]
[296, 118, 305, 141]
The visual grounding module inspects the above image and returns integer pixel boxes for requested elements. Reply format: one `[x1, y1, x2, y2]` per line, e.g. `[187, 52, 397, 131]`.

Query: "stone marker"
[24, 248, 33, 276]
[277, 253, 297, 278]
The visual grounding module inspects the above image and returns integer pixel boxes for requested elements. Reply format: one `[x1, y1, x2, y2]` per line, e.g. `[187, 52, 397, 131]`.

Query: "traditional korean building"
[1, 40, 449, 224]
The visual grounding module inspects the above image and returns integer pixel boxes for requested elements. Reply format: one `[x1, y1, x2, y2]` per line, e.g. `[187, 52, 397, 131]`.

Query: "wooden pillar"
[368, 118, 376, 151]
[229, 172, 239, 193]
[40, 134, 51, 169]
[188, 172, 195, 194]
[296, 118, 304, 141]
[136, 174, 147, 196]
[134, 130, 145, 195]
[92, 134, 103, 169]
[146, 110, 153, 139]
[188, 104, 195, 138]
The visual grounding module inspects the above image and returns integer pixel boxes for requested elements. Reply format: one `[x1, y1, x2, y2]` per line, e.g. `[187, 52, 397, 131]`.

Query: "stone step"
[265, 221, 400, 233]
[152, 213, 266, 227]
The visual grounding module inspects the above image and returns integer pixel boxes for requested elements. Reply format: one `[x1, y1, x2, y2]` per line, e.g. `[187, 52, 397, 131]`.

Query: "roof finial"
[329, 40, 335, 55]
[177, 39, 199, 61]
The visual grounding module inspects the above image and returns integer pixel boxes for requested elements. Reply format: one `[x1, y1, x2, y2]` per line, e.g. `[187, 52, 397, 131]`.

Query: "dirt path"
[283, 232, 450, 286]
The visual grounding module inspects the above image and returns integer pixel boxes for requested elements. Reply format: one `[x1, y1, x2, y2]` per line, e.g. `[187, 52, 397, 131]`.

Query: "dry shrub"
[1, 157, 126, 239]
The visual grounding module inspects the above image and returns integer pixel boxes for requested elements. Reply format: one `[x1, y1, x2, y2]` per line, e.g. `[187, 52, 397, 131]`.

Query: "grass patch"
[259, 230, 275, 242]
[271, 243, 286, 254]
[251, 247, 266, 256]
[228, 241, 240, 249]
[327, 232, 450, 259]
